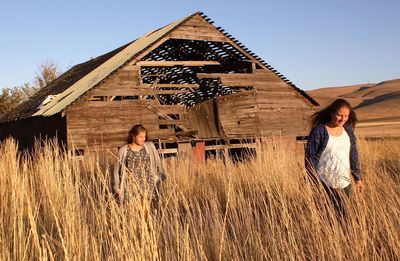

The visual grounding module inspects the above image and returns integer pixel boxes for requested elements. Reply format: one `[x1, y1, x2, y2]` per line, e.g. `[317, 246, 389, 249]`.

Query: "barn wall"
[66, 100, 185, 152]
[66, 64, 188, 153]
[0, 113, 67, 151]
[66, 61, 314, 153]
[253, 69, 314, 137]
[88, 65, 140, 96]
[216, 70, 313, 138]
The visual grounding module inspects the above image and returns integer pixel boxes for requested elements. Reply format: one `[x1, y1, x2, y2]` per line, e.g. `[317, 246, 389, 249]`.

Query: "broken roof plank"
[137, 61, 220, 67]
[141, 83, 200, 88]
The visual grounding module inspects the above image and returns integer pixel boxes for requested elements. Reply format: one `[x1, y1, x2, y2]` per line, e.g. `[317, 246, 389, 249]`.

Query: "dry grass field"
[1, 137, 399, 260]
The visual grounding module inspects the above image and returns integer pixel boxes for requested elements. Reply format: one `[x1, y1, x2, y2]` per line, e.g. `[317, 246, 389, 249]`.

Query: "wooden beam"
[175, 130, 198, 137]
[137, 61, 220, 67]
[196, 73, 253, 78]
[159, 148, 178, 154]
[141, 83, 199, 88]
[159, 119, 186, 125]
[141, 90, 190, 95]
[147, 104, 188, 131]
[85, 90, 190, 96]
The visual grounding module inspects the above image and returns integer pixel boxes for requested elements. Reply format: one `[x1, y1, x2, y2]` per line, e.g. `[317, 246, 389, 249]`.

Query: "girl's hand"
[355, 180, 364, 192]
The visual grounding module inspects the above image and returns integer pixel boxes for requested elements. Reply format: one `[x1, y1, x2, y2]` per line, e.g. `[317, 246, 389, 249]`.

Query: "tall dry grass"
[0, 137, 399, 260]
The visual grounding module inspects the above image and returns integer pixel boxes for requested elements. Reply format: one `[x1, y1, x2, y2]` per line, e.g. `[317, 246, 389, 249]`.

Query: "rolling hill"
[307, 78, 400, 137]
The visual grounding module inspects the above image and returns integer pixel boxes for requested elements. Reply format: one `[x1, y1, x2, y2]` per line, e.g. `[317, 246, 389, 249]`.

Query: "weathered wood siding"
[216, 70, 314, 138]
[185, 99, 221, 138]
[88, 66, 140, 96]
[217, 90, 259, 137]
[253, 69, 313, 137]
[66, 63, 188, 152]
[169, 14, 227, 42]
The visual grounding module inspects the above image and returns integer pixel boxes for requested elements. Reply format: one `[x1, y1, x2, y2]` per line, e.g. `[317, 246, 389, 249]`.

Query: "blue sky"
[0, 0, 399, 90]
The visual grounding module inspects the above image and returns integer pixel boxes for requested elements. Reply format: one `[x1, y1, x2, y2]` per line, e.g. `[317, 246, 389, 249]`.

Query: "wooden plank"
[254, 84, 296, 92]
[121, 65, 140, 72]
[152, 105, 185, 114]
[70, 100, 148, 108]
[169, 34, 227, 42]
[159, 148, 178, 154]
[204, 145, 225, 151]
[197, 73, 253, 78]
[69, 117, 156, 125]
[228, 143, 257, 149]
[147, 104, 188, 131]
[159, 119, 186, 125]
[84, 91, 139, 96]
[89, 90, 190, 95]
[174, 24, 221, 33]
[217, 90, 261, 137]
[147, 129, 175, 139]
[170, 26, 226, 37]
[185, 99, 221, 138]
[169, 25, 228, 41]
[93, 85, 141, 91]
[141, 83, 200, 88]
[91, 83, 140, 92]
[137, 61, 220, 67]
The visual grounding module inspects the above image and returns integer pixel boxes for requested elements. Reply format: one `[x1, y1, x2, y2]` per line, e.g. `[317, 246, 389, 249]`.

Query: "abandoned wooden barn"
[0, 12, 318, 158]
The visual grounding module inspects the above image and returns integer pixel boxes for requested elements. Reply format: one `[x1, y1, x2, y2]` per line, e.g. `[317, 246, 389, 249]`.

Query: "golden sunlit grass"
[0, 137, 399, 260]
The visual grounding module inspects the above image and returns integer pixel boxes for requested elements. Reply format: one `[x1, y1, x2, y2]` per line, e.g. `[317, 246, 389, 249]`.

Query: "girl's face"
[330, 106, 350, 127]
[133, 131, 146, 145]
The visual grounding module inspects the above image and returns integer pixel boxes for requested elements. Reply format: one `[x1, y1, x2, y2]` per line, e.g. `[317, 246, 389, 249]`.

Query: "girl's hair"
[126, 124, 148, 144]
[310, 98, 357, 128]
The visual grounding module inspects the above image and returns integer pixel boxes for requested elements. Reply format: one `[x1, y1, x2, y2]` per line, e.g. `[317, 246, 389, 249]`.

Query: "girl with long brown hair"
[305, 98, 363, 218]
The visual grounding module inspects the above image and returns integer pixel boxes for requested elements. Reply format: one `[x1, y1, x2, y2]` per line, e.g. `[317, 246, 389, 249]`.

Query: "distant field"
[357, 120, 400, 137]
[307, 78, 400, 137]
